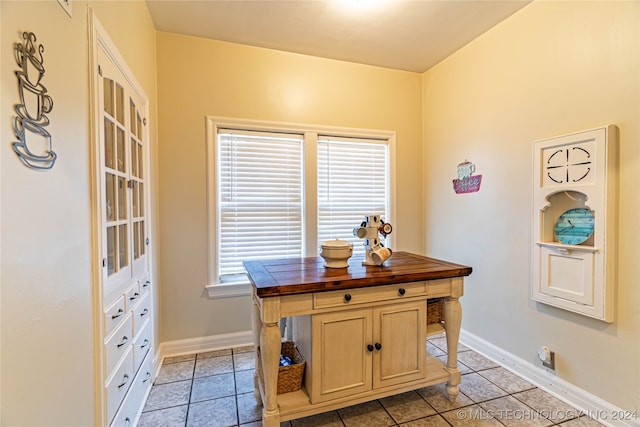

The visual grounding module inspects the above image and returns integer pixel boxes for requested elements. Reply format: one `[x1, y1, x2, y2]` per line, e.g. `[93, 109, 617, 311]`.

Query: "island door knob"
[375, 343, 382, 350]
[344, 294, 352, 302]
[398, 288, 406, 296]
[367, 344, 374, 352]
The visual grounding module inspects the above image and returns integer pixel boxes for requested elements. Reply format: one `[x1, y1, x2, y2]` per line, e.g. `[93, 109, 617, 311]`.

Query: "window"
[206, 117, 395, 298]
[317, 136, 389, 257]
[217, 129, 304, 284]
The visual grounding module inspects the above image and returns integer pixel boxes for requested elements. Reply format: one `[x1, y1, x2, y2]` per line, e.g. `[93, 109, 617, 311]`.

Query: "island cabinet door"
[310, 308, 373, 403]
[373, 301, 426, 389]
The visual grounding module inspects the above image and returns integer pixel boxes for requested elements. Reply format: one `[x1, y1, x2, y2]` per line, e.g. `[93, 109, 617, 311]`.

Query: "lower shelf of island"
[257, 354, 451, 423]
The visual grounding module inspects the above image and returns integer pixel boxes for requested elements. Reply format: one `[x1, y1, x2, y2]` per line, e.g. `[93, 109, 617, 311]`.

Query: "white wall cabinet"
[532, 125, 618, 322]
[91, 15, 155, 426]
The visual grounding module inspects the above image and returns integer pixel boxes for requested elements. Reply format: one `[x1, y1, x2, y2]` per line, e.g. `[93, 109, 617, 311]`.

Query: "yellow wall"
[0, 1, 158, 424]
[422, 1, 639, 410]
[156, 32, 424, 342]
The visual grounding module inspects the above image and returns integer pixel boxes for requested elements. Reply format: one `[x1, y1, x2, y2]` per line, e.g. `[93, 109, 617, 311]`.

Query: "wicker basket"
[427, 298, 444, 325]
[277, 341, 305, 394]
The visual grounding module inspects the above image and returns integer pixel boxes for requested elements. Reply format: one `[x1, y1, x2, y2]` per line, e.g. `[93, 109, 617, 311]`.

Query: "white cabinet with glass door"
[92, 16, 154, 427]
[102, 69, 148, 303]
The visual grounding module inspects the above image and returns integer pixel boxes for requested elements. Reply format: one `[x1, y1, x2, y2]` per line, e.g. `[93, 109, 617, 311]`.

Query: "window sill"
[205, 282, 252, 299]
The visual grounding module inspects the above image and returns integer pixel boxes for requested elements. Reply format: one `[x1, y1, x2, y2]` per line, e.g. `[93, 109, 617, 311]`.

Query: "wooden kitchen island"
[244, 252, 472, 427]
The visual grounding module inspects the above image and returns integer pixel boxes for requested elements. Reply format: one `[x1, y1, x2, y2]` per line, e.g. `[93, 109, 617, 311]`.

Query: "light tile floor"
[139, 334, 601, 427]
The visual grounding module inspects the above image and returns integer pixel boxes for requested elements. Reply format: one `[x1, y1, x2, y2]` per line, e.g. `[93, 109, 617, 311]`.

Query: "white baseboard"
[158, 330, 253, 361]
[460, 329, 639, 427]
[152, 346, 164, 378]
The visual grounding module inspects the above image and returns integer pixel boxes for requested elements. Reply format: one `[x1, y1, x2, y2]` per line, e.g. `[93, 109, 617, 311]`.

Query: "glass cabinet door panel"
[133, 221, 140, 259]
[137, 112, 143, 140]
[117, 128, 126, 173]
[115, 83, 124, 125]
[140, 220, 145, 256]
[103, 78, 114, 117]
[132, 182, 139, 217]
[118, 224, 128, 270]
[107, 225, 116, 275]
[138, 144, 143, 179]
[117, 176, 127, 220]
[131, 138, 138, 178]
[106, 173, 116, 221]
[104, 118, 115, 169]
[129, 100, 137, 137]
[139, 183, 144, 217]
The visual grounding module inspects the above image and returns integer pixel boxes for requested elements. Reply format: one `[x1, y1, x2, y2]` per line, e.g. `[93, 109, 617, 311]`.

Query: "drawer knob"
[117, 374, 130, 389]
[140, 308, 149, 317]
[367, 344, 374, 352]
[117, 336, 129, 348]
[375, 343, 382, 350]
[344, 294, 352, 302]
[111, 308, 124, 319]
[398, 288, 406, 296]
[129, 292, 140, 301]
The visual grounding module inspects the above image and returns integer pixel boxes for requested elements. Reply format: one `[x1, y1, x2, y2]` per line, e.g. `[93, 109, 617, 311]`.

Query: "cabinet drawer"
[125, 283, 141, 311]
[104, 295, 126, 337]
[133, 320, 152, 371]
[106, 348, 134, 425]
[314, 281, 427, 309]
[105, 314, 133, 375]
[110, 352, 154, 427]
[132, 291, 151, 337]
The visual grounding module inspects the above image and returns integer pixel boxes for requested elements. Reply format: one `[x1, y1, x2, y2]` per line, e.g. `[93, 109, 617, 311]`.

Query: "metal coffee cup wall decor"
[452, 159, 482, 194]
[12, 32, 57, 170]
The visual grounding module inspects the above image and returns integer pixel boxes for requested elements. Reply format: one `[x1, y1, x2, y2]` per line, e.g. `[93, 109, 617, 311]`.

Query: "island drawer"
[313, 281, 427, 309]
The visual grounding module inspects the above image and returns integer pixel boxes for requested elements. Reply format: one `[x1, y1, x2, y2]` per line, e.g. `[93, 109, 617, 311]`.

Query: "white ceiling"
[145, 0, 531, 73]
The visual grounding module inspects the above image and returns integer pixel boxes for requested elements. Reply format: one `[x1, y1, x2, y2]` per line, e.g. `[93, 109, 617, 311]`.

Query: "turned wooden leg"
[444, 296, 462, 402]
[258, 297, 281, 427]
[251, 297, 263, 405]
[260, 321, 280, 426]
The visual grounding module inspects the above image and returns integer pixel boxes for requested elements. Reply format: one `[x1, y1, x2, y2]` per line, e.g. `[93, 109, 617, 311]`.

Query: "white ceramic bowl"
[320, 238, 353, 268]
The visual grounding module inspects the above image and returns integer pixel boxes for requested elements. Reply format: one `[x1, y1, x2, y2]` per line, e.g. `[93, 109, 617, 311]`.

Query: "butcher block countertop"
[244, 251, 472, 298]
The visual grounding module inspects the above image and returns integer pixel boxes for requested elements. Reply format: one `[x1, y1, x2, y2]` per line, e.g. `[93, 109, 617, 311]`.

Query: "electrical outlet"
[542, 351, 555, 370]
[57, 0, 72, 18]
[537, 346, 556, 370]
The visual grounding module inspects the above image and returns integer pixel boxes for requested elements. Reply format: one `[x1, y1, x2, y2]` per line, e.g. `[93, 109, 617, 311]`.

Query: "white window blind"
[217, 129, 303, 283]
[317, 136, 389, 256]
